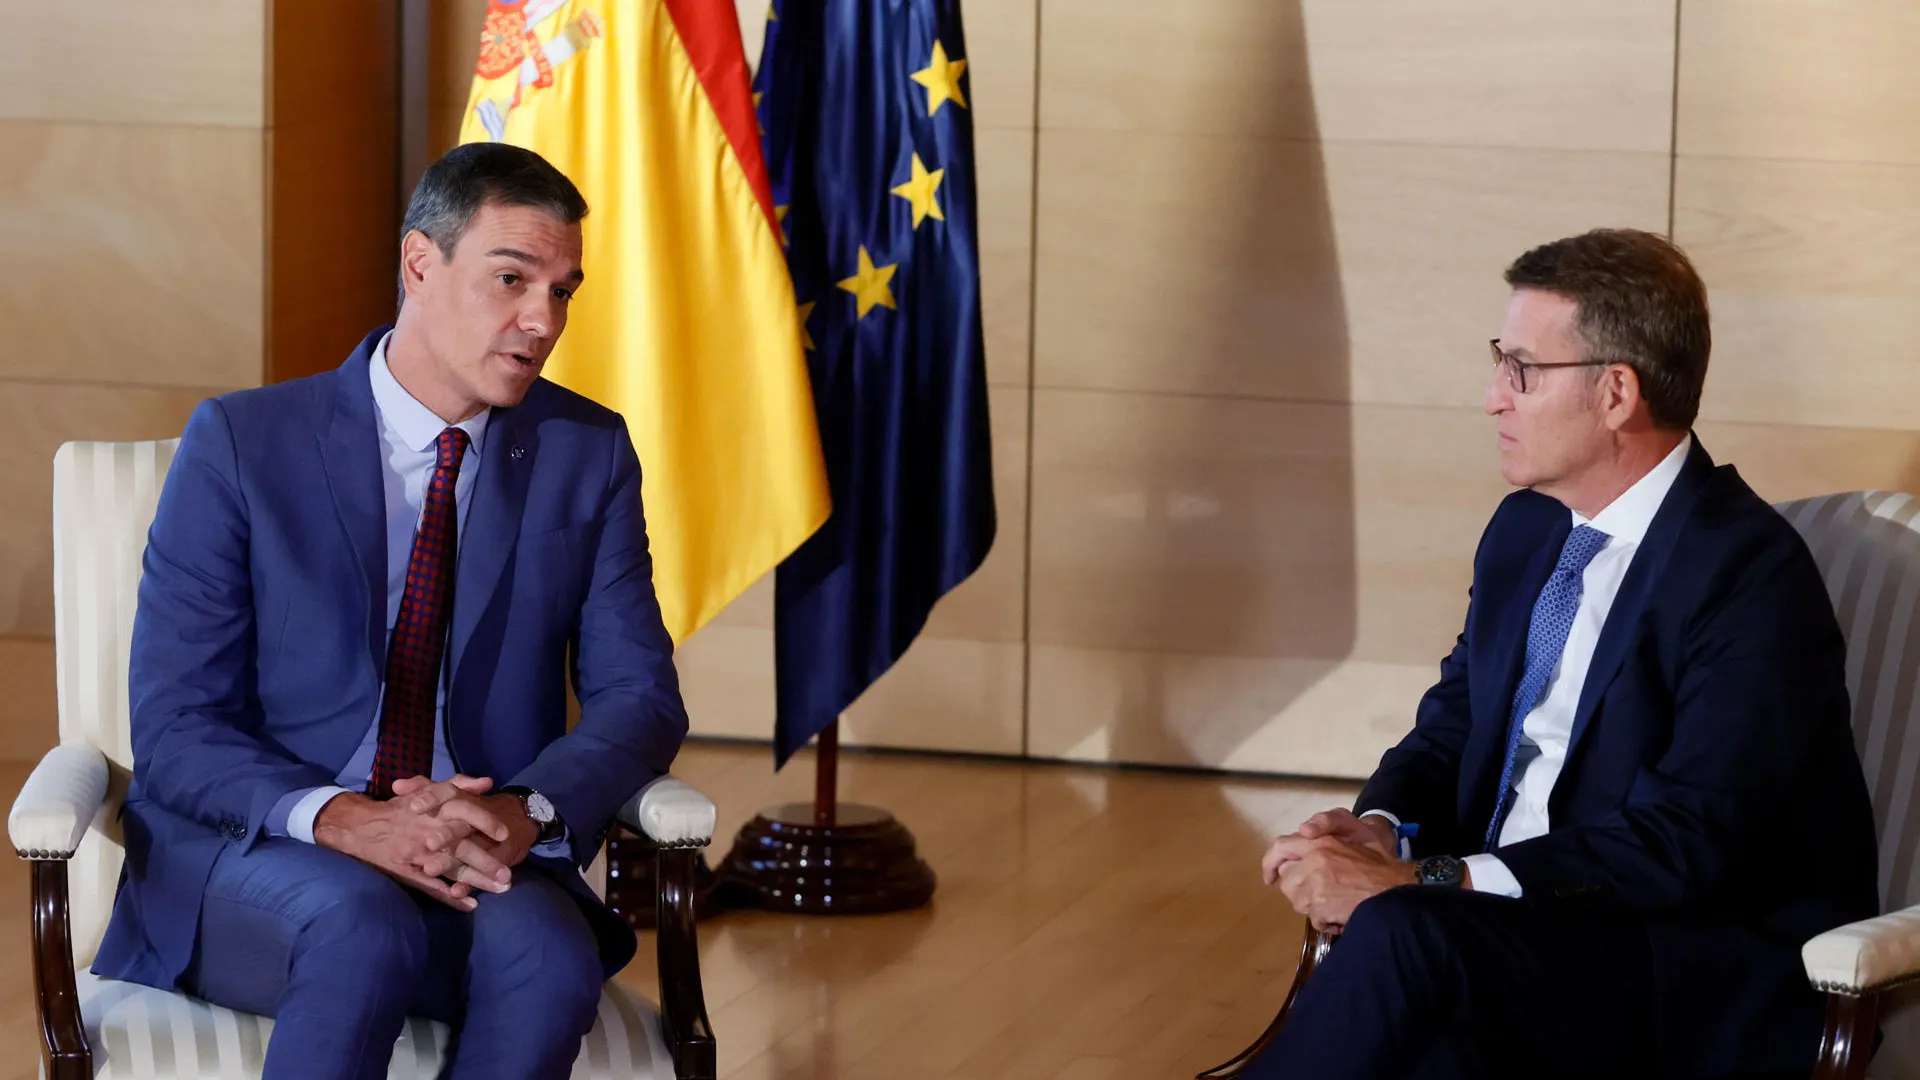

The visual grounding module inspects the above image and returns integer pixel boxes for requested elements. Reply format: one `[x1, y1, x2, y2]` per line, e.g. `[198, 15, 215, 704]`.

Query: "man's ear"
[399, 229, 439, 301]
[1601, 363, 1644, 432]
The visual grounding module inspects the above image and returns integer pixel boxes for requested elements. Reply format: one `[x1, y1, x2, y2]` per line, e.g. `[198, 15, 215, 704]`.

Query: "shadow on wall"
[1034, 0, 1356, 773]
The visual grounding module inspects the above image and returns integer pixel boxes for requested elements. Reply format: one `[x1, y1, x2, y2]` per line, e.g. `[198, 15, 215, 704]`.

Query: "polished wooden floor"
[2, 744, 1359, 1079]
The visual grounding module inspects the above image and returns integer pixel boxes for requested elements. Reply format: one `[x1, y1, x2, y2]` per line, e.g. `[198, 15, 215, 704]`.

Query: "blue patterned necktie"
[1484, 524, 1612, 850]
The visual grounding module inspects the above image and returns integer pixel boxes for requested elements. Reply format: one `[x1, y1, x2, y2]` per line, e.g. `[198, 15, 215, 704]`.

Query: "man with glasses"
[1249, 229, 1877, 1079]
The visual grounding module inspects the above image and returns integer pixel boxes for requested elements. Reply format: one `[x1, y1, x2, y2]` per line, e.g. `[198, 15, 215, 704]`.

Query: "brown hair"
[1504, 228, 1710, 429]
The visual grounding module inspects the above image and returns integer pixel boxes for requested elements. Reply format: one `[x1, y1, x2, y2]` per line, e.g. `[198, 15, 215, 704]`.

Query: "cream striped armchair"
[1202, 490, 1920, 1080]
[8, 439, 719, 1080]
[1780, 491, 1920, 1079]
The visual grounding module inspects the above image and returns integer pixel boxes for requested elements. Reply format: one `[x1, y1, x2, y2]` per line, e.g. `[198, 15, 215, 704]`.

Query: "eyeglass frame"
[1489, 339, 1618, 395]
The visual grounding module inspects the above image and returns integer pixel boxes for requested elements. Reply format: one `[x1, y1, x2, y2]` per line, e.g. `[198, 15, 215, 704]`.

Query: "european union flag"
[756, 0, 996, 765]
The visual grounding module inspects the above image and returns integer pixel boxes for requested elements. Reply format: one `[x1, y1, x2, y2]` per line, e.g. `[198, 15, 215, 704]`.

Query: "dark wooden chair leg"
[656, 845, 717, 1080]
[30, 858, 92, 1080]
[1196, 928, 1336, 1079]
[1811, 989, 1879, 1080]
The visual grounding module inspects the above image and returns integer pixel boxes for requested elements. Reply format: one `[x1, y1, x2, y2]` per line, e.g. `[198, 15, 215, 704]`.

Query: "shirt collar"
[369, 331, 489, 457]
[1576, 433, 1691, 545]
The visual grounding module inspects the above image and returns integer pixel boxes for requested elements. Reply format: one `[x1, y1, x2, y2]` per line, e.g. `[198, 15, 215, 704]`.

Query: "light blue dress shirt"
[265, 333, 565, 857]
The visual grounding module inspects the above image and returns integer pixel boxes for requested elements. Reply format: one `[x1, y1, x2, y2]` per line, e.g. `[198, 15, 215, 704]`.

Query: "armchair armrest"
[614, 775, 717, 1079]
[617, 776, 716, 848]
[1803, 903, 1920, 995]
[9, 744, 108, 859]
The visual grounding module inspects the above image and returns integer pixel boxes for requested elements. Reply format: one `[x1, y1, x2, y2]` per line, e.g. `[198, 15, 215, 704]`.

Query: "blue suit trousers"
[181, 839, 603, 1079]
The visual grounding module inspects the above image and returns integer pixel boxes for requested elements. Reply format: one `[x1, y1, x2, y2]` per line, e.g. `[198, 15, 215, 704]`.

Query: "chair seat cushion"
[57, 969, 674, 1078]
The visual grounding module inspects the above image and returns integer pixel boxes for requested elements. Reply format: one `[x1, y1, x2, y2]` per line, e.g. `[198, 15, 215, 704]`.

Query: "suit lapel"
[1561, 438, 1715, 767]
[449, 404, 537, 684]
[319, 332, 390, 673]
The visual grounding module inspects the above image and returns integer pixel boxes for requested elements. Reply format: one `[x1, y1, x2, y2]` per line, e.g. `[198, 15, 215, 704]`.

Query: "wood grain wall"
[2, 2, 397, 759]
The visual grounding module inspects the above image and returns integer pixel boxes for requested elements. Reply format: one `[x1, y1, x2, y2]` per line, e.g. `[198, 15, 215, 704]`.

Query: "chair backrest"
[1775, 491, 1920, 1078]
[52, 439, 179, 964]
[1776, 491, 1920, 914]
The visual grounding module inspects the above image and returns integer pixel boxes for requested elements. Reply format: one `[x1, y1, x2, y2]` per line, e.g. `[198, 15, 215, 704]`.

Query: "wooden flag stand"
[715, 720, 936, 914]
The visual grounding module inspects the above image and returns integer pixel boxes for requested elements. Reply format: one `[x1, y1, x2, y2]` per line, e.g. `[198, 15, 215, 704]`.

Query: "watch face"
[525, 792, 556, 823]
[1418, 856, 1462, 886]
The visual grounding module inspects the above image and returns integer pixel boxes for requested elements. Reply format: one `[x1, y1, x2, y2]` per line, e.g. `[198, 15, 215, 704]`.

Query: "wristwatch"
[500, 786, 565, 843]
[1414, 854, 1465, 887]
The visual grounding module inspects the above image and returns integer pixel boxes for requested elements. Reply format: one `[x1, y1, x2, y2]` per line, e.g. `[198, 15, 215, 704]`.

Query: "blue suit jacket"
[96, 327, 690, 988]
[1358, 439, 1878, 1075]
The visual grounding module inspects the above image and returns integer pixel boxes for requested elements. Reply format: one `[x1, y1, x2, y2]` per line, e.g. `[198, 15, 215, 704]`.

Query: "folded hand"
[392, 776, 540, 895]
[1263, 834, 1416, 934]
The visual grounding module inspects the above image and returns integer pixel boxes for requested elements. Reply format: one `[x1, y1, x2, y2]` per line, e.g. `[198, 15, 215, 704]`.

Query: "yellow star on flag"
[797, 301, 816, 351]
[837, 246, 898, 319]
[910, 41, 968, 116]
[890, 152, 946, 228]
[767, 3, 777, 21]
[753, 91, 765, 134]
[775, 203, 790, 246]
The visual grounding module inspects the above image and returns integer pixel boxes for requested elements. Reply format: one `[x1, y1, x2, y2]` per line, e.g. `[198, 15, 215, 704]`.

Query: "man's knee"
[1338, 885, 1473, 968]
[468, 875, 602, 1028]
[299, 871, 430, 983]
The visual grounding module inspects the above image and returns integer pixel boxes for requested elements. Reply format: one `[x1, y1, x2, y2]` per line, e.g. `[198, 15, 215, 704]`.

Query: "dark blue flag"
[756, 0, 996, 766]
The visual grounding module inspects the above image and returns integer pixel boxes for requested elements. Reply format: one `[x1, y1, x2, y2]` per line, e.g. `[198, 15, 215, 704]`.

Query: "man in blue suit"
[1251, 229, 1877, 1079]
[92, 143, 689, 1078]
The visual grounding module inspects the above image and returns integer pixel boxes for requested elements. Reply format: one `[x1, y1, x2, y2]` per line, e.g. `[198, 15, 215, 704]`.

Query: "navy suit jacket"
[1358, 439, 1878, 1076]
[96, 328, 690, 989]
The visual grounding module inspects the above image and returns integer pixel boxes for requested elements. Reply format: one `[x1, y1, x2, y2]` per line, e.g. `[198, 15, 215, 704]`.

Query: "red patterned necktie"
[366, 427, 470, 799]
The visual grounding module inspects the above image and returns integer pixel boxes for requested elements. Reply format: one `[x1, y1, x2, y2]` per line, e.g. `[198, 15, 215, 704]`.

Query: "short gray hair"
[397, 143, 588, 304]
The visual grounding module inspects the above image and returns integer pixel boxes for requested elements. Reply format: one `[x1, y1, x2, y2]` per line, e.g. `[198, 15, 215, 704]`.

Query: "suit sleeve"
[1494, 534, 1848, 911]
[506, 420, 690, 867]
[130, 399, 337, 839]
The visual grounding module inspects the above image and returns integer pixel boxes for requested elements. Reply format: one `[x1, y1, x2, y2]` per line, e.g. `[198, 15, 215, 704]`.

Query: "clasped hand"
[313, 775, 541, 911]
[1260, 808, 1416, 934]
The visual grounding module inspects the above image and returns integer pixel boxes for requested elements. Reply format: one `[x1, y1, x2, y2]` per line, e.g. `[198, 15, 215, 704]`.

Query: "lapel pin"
[510, 445, 527, 460]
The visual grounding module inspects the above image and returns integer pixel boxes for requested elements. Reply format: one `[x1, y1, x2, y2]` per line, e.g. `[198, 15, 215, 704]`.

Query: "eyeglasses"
[1490, 339, 1613, 394]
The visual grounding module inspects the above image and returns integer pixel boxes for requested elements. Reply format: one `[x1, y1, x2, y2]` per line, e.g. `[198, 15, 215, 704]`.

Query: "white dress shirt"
[1373, 434, 1692, 898]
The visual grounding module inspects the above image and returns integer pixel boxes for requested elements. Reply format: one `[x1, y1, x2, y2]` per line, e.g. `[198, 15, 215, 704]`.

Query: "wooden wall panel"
[0, 0, 265, 127]
[430, 0, 488, 154]
[978, 128, 1033, 388]
[1041, 0, 1674, 152]
[0, 121, 266, 389]
[1024, 0, 1680, 776]
[1694, 421, 1920, 505]
[268, 0, 401, 383]
[1678, 0, 1920, 164]
[0, 638, 58, 763]
[1678, 156, 1920, 430]
[1034, 131, 1668, 405]
[1026, 393, 1499, 671]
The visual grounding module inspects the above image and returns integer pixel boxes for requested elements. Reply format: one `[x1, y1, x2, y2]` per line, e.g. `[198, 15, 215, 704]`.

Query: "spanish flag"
[459, 0, 829, 643]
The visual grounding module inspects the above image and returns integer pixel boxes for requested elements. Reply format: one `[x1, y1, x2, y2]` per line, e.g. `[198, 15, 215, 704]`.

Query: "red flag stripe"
[661, 0, 780, 229]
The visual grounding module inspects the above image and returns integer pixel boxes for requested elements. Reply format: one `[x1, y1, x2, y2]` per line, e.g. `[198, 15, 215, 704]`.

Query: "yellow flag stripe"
[460, 0, 828, 643]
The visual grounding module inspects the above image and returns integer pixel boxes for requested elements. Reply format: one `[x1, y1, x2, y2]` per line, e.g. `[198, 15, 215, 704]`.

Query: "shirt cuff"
[1357, 809, 1412, 861]
[281, 786, 353, 844]
[532, 826, 573, 860]
[1463, 853, 1524, 898]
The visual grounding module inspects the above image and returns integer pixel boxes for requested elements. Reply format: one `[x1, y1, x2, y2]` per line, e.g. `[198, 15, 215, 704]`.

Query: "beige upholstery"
[58, 971, 670, 1079]
[19, 438, 711, 1078]
[51, 439, 165, 964]
[1778, 491, 1920, 1077]
[9, 743, 109, 857]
